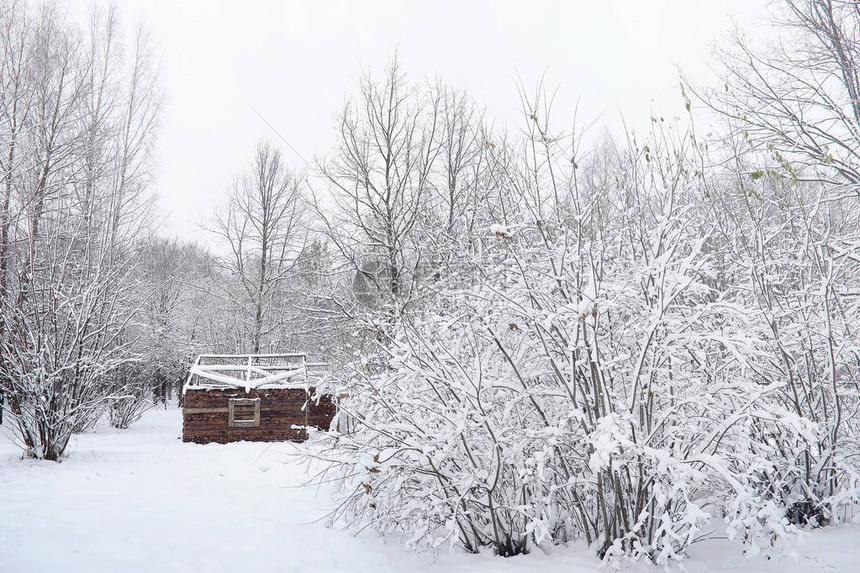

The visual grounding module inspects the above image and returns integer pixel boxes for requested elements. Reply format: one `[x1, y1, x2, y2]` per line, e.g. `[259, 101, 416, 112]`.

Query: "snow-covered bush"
[107, 364, 156, 430]
[0, 2, 161, 459]
[706, 0, 860, 524]
[700, 170, 860, 526]
[303, 4, 860, 558]
[308, 111, 842, 563]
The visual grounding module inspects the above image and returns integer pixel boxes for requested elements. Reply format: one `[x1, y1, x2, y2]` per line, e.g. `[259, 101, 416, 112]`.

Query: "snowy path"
[0, 408, 857, 572]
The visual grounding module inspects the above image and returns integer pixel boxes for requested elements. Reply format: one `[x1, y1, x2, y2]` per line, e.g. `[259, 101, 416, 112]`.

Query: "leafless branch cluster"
[0, 0, 161, 458]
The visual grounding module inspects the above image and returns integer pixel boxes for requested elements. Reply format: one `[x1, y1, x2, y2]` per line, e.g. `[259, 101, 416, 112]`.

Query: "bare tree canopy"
[207, 140, 304, 353]
[708, 0, 860, 190]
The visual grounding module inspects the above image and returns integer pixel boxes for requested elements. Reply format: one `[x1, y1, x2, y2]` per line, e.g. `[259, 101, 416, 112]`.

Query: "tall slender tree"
[208, 140, 304, 353]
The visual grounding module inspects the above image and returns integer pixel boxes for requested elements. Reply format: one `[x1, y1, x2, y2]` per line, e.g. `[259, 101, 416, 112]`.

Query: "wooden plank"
[183, 407, 229, 414]
[182, 428, 308, 443]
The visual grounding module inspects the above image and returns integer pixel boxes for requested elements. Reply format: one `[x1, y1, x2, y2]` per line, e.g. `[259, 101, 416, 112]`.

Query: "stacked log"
[182, 387, 336, 444]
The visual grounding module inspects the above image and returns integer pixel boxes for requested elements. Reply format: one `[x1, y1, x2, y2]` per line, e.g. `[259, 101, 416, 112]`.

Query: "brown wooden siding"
[182, 387, 336, 444]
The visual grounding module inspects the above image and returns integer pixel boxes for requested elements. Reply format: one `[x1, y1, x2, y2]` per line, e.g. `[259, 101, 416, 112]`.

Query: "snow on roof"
[183, 353, 327, 394]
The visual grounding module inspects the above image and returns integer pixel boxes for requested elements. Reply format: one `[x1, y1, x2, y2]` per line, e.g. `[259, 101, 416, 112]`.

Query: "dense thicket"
[305, 2, 860, 565]
[311, 94, 858, 563]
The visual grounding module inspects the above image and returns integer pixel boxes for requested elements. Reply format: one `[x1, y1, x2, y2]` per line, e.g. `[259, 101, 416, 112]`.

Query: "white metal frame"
[183, 353, 320, 394]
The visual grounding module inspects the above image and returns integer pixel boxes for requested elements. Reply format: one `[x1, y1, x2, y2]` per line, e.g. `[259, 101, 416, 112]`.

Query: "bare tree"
[707, 0, 860, 188]
[314, 56, 440, 312]
[0, 0, 33, 308]
[208, 140, 304, 353]
[106, 237, 210, 427]
[419, 82, 501, 286]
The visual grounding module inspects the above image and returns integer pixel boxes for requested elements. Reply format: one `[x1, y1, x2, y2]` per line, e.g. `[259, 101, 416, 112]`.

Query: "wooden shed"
[182, 353, 336, 444]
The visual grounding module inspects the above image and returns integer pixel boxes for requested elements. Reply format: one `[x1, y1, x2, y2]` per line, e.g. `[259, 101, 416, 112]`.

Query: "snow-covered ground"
[1, 408, 857, 573]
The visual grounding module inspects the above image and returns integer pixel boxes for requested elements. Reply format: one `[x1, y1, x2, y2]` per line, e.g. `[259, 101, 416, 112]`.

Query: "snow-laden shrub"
[310, 204, 812, 564]
[0, 2, 161, 460]
[107, 364, 156, 429]
[696, 167, 860, 526]
[306, 84, 860, 562]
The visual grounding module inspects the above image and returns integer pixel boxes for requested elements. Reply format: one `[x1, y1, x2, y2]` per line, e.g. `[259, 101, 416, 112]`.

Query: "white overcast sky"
[68, 0, 772, 245]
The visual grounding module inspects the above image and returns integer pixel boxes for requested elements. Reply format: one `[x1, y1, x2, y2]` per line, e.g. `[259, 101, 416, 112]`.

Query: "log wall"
[182, 387, 336, 444]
